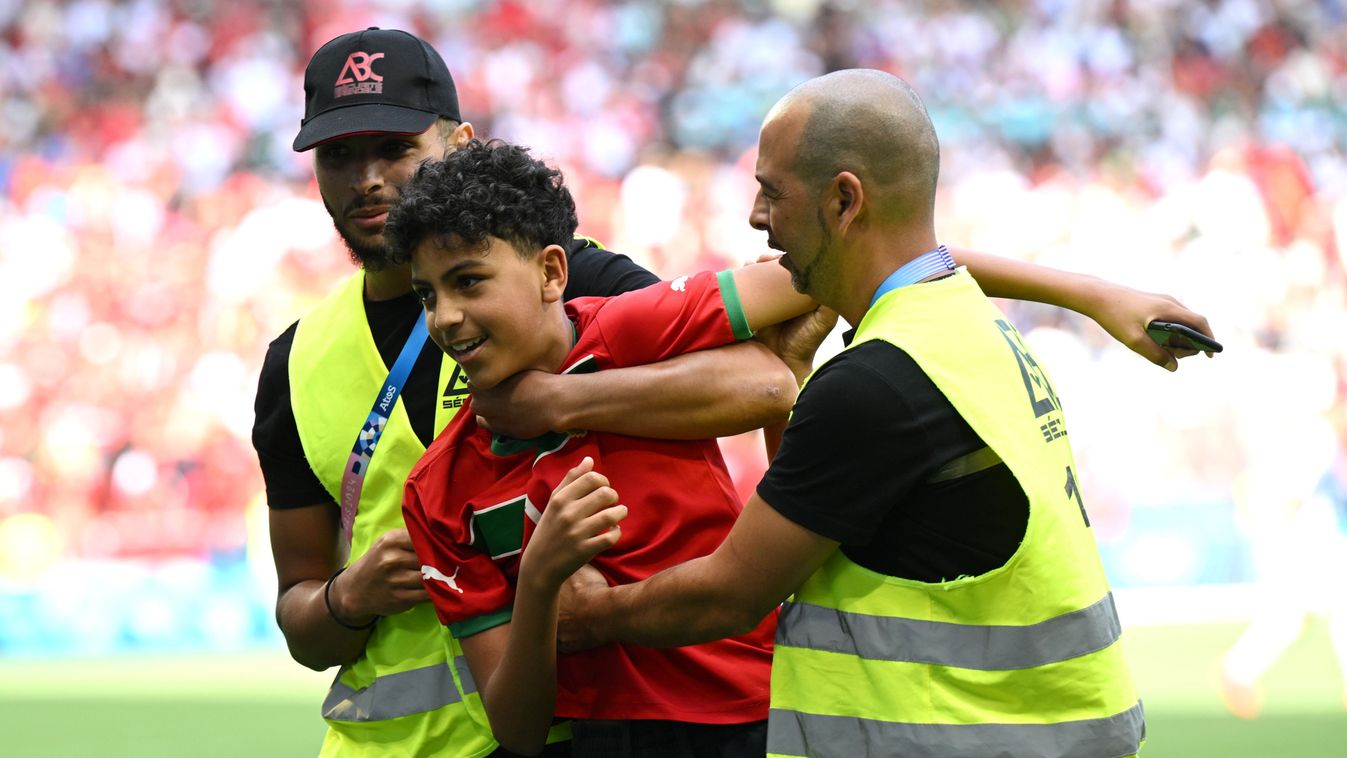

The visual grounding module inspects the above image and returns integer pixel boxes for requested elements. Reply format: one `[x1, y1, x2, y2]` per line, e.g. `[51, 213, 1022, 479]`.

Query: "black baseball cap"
[293, 27, 461, 152]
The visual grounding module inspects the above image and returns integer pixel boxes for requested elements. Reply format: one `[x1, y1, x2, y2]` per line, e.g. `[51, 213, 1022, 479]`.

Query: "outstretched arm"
[953, 248, 1215, 370]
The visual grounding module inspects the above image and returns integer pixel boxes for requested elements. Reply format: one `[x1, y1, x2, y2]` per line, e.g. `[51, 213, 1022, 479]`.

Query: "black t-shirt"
[757, 338, 1028, 582]
[252, 240, 660, 510]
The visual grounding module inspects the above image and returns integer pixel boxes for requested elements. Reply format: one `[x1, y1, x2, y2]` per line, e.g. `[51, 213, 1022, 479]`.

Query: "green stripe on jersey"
[717, 269, 754, 340]
[448, 607, 513, 639]
[471, 496, 527, 559]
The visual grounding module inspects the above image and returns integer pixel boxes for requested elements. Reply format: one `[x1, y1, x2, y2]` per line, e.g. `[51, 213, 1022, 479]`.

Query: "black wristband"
[324, 567, 381, 631]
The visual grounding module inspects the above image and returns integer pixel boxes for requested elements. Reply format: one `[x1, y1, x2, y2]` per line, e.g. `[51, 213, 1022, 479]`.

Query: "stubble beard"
[325, 196, 397, 272]
[336, 222, 397, 272]
[788, 210, 833, 294]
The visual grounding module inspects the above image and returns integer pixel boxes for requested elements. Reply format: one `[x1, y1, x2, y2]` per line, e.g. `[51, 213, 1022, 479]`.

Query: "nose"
[428, 298, 464, 344]
[351, 157, 385, 196]
[748, 190, 769, 232]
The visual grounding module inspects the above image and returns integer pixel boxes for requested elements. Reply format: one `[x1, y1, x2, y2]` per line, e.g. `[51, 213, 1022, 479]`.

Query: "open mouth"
[447, 335, 487, 360]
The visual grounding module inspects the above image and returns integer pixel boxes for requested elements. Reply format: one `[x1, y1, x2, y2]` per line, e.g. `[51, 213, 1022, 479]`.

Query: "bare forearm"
[555, 342, 796, 439]
[563, 497, 840, 653]
[953, 247, 1218, 369]
[270, 505, 375, 670]
[953, 248, 1102, 314]
[276, 580, 373, 670]
[588, 558, 766, 648]
[477, 585, 559, 755]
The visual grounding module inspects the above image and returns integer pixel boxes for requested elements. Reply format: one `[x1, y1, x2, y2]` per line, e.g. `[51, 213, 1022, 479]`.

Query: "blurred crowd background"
[0, 0, 1344, 699]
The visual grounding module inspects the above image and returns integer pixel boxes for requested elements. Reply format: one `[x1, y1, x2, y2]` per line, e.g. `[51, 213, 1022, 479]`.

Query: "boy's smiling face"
[410, 235, 571, 390]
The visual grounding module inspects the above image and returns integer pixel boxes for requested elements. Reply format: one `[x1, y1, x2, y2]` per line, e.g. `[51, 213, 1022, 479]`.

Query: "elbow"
[284, 633, 349, 672]
[733, 605, 774, 638]
[496, 735, 547, 757]
[752, 364, 798, 426]
[705, 599, 773, 640]
[767, 370, 798, 416]
[287, 644, 337, 673]
[276, 612, 351, 672]
[488, 714, 550, 757]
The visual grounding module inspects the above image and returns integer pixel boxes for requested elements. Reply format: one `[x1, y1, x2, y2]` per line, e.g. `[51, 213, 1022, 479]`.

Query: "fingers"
[582, 504, 628, 538]
[560, 481, 622, 523]
[575, 504, 628, 557]
[359, 530, 430, 590]
[381, 528, 417, 550]
[1131, 335, 1178, 372]
[553, 457, 608, 501]
[395, 584, 431, 604]
[548, 458, 625, 553]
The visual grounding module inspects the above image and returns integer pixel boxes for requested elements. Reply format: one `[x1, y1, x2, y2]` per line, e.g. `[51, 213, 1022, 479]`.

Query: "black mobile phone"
[1146, 320, 1223, 353]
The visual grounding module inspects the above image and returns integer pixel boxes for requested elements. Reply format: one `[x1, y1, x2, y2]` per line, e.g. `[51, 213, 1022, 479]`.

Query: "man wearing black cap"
[252, 27, 798, 757]
[257, 26, 1215, 758]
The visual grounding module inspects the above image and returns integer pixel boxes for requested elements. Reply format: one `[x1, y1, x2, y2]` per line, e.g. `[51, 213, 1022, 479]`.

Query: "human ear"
[832, 171, 863, 236]
[540, 244, 568, 303]
[454, 121, 475, 147]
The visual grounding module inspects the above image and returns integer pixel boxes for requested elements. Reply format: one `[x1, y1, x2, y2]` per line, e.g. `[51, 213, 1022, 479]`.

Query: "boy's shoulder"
[565, 270, 723, 329]
[406, 404, 487, 491]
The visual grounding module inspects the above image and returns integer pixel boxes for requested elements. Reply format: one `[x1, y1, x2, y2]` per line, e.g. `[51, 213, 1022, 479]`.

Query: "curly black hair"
[385, 139, 578, 263]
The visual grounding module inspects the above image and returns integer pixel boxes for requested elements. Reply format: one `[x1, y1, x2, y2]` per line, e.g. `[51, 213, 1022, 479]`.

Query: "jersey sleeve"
[755, 346, 934, 544]
[403, 450, 516, 637]
[563, 238, 659, 299]
[589, 269, 752, 368]
[252, 323, 337, 509]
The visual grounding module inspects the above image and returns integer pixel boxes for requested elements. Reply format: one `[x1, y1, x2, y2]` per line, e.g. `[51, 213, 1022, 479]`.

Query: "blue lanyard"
[339, 315, 430, 542]
[867, 244, 956, 310]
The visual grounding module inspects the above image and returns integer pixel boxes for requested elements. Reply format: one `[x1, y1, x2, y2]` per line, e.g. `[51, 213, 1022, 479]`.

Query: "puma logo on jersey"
[671, 276, 688, 292]
[421, 564, 464, 594]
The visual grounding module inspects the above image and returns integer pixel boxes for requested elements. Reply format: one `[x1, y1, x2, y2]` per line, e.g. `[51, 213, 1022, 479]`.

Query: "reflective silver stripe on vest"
[767, 701, 1145, 758]
[454, 652, 478, 694]
[777, 593, 1121, 671]
[927, 445, 1003, 483]
[323, 657, 472, 722]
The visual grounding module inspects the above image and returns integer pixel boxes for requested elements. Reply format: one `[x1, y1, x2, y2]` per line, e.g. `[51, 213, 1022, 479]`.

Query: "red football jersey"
[404, 270, 773, 724]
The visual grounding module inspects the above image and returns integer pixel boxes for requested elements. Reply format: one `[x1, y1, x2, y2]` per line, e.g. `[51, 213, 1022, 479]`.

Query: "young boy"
[388, 140, 814, 757]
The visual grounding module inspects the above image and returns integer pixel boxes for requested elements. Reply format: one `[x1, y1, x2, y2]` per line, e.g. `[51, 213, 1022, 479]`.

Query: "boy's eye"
[456, 275, 482, 290]
[413, 287, 434, 305]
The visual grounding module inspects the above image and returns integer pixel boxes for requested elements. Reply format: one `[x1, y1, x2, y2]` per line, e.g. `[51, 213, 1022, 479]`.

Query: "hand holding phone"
[1146, 320, 1222, 354]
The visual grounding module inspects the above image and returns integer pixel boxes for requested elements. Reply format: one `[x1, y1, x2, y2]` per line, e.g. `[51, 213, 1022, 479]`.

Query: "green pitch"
[1125, 619, 1346, 757]
[1, 621, 1343, 757]
[1, 652, 329, 758]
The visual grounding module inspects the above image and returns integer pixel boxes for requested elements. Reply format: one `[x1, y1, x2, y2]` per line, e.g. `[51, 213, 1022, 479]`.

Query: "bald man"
[558, 70, 1150, 758]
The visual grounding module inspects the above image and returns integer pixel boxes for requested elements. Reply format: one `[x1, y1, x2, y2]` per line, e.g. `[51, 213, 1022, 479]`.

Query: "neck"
[538, 306, 577, 375]
[836, 226, 939, 326]
[364, 265, 414, 301]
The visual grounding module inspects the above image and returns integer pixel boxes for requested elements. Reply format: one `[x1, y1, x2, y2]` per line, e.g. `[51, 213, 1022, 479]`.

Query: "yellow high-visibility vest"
[290, 272, 495, 758]
[767, 269, 1144, 758]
